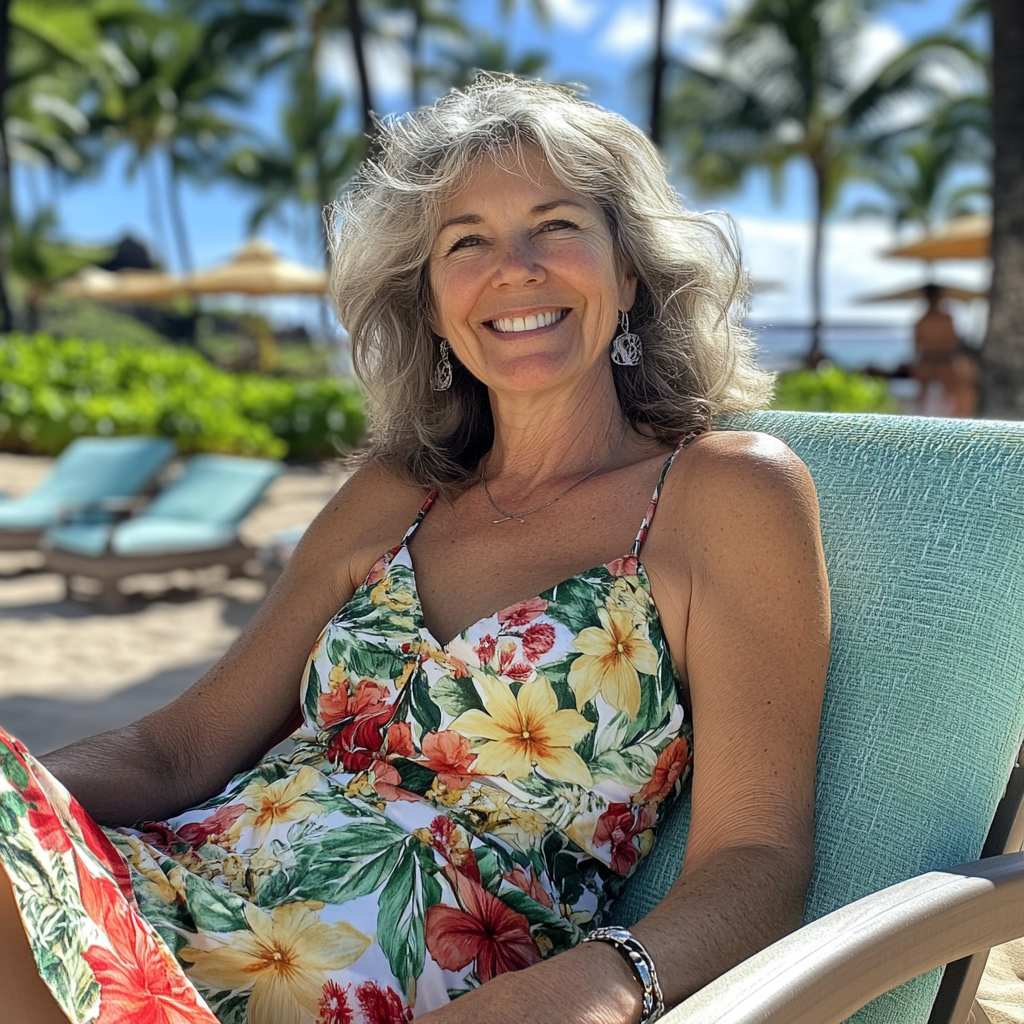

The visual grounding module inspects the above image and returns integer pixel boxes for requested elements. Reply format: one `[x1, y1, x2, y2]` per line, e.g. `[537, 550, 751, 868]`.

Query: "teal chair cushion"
[47, 519, 239, 556]
[0, 436, 174, 529]
[143, 455, 283, 524]
[612, 412, 1024, 1024]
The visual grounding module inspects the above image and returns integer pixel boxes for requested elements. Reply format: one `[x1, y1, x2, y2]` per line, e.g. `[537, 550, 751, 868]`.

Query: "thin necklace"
[481, 424, 627, 525]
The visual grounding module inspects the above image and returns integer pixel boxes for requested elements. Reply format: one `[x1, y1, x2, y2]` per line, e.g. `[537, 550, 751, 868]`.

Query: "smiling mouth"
[487, 309, 569, 333]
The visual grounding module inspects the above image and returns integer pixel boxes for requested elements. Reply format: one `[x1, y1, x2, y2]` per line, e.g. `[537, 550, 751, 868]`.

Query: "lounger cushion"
[47, 519, 239, 556]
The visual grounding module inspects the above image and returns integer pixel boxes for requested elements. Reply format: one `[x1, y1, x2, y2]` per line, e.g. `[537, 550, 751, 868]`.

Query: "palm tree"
[650, 0, 670, 146]
[429, 29, 548, 93]
[665, 0, 974, 366]
[853, 96, 990, 233]
[978, 0, 1024, 417]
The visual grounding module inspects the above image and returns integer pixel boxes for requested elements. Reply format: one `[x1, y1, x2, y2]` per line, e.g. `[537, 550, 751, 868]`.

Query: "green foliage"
[772, 365, 900, 414]
[0, 333, 365, 460]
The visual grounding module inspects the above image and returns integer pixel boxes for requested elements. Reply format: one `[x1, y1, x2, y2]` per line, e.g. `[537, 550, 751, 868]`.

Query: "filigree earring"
[431, 338, 452, 391]
[610, 311, 642, 366]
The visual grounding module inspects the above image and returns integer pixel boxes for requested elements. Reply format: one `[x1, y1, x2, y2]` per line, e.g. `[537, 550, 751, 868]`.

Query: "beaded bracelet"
[581, 925, 666, 1024]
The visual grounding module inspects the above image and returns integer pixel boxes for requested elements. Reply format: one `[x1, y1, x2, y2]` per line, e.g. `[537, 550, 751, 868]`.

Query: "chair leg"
[97, 578, 126, 614]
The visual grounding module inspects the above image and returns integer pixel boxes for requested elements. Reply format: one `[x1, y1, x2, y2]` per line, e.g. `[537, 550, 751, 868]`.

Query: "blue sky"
[15, 0, 990, 333]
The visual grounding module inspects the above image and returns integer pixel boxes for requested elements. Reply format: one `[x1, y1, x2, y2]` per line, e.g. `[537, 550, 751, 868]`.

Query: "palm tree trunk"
[650, 0, 669, 146]
[142, 153, 171, 270]
[806, 161, 827, 368]
[0, 0, 14, 332]
[410, 0, 424, 109]
[979, 0, 1024, 417]
[166, 149, 194, 274]
[346, 0, 375, 138]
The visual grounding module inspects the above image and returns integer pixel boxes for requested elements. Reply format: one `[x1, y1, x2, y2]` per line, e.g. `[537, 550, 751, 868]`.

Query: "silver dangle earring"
[431, 338, 452, 391]
[610, 311, 642, 366]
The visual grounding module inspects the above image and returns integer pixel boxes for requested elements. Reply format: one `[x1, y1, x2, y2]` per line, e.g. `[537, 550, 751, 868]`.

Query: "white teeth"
[490, 309, 566, 333]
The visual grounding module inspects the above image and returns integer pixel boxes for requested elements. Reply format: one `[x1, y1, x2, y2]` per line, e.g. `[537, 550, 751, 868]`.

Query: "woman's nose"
[491, 235, 546, 287]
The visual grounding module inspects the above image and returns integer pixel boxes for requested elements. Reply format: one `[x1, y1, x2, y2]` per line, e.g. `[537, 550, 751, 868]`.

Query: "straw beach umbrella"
[855, 283, 988, 304]
[884, 214, 991, 261]
[182, 239, 328, 296]
[58, 267, 185, 303]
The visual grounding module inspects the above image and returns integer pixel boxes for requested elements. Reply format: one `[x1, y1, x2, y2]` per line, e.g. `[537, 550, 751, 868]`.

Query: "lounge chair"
[0, 436, 175, 551]
[42, 453, 284, 611]
[613, 411, 1024, 1024]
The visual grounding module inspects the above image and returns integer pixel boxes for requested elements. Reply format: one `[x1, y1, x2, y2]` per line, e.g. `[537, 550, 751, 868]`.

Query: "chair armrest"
[664, 852, 1024, 1024]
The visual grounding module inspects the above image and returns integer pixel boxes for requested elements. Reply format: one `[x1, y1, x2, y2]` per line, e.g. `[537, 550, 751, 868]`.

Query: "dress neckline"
[368, 431, 702, 651]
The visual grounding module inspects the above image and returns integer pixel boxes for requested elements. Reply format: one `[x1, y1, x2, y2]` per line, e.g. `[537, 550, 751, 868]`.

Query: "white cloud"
[318, 32, 411, 113]
[846, 20, 905, 93]
[596, 0, 714, 58]
[548, 0, 600, 31]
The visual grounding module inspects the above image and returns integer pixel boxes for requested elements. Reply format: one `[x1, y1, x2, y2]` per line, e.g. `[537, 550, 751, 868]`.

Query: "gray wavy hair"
[329, 74, 773, 487]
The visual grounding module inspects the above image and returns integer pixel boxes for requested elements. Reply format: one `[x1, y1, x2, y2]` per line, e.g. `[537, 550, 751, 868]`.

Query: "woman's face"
[427, 147, 636, 398]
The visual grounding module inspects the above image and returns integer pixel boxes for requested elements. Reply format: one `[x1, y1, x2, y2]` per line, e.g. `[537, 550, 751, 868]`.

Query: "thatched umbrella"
[182, 239, 328, 296]
[855, 283, 988, 304]
[57, 267, 185, 303]
[884, 215, 991, 261]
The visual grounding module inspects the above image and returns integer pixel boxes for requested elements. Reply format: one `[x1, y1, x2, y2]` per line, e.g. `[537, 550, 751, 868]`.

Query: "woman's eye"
[446, 235, 481, 254]
[540, 219, 577, 233]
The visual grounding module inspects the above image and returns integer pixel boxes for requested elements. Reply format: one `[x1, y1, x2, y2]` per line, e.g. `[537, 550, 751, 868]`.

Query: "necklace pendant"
[517, 517, 526, 525]
[492, 515, 515, 524]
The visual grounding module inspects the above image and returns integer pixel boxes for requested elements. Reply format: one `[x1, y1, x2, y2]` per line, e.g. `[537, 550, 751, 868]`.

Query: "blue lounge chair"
[613, 411, 1024, 1024]
[0, 436, 175, 551]
[43, 453, 284, 611]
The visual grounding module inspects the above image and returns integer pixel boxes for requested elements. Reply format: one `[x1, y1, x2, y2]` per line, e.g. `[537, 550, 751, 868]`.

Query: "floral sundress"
[0, 438, 697, 1024]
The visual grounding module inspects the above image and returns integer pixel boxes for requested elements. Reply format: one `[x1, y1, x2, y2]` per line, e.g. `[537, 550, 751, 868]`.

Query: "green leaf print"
[0, 790, 28, 835]
[291, 838, 401, 907]
[390, 758, 437, 796]
[545, 576, 605, 635]
[409, 666, 442, 734]
[303, 659, 322, 724]
[184, 872, 249, 933]
[0, 746, 30, 791]
[377, 843, 442, 1002]
[430, 677, 484, 717]
[474, 847, 502, 893]
[342, 640, 406, 684]
[499, 886, 568, 928]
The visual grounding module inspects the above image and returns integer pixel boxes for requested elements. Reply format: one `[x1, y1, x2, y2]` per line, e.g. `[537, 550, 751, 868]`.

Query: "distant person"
[0, 76, 829, 1024]
[912, 284, 978, 417]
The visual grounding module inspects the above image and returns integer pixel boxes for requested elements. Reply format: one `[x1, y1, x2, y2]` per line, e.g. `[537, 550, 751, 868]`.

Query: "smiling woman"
[0, 75, 829, 1024]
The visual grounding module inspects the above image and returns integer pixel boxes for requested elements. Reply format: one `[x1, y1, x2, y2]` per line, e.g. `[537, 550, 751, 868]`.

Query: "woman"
[0, 76, 830, 1024]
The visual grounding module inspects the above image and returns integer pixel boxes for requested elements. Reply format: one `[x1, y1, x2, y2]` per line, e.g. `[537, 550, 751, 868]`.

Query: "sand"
[0, 452, 349, 753]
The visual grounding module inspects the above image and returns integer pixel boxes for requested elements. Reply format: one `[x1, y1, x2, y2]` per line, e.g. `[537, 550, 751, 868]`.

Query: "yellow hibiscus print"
[567, 603, 658, 718]
[180, 901, 370, 1024]
[228, 765, 324, 849]
[450, 674, 593, 786]
[370, 574, 415, 612]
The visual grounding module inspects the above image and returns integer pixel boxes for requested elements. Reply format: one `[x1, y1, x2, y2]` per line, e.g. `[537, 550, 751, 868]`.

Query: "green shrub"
[772, 365, 900, 414]
[0, 333, 365, 460]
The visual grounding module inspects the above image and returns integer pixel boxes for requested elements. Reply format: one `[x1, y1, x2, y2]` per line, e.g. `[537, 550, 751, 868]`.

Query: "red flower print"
[136, 804, 246, 854]
[502, 865, 553, 908]
[498, 598, 548, 627]
[385, 721, 414, 759]
[605, 554, 639, 577]
[425, 874, 541, 982]
[324, 681, 397, 770]
[370, 760, 418, 803]
[474, 634, 497, 665]
[594, 803, 657, 876]
[355, 981, 413, 1024]
[77, 858, 218, 1023]
[318, 980, 354, 1024]
[520, 623, 555, 663]
[364, 553, 392, 587]
[421, 731, 476, 791]
[426, 816, 480, 883]
[496, 640, 534, 681]
[25, 795, 72, 854]
[638, 737, 691, 804]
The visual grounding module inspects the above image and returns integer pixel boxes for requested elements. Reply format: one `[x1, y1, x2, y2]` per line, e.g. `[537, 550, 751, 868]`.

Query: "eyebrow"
[437, 199, 588, 233]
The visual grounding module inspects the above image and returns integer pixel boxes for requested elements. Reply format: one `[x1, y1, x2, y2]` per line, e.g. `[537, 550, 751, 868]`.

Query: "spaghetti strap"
[400, 490, 438, 545]
[631, 430, 703, 556]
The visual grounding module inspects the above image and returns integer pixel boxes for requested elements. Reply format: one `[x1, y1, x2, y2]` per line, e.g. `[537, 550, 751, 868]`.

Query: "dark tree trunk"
[346, 0, 375, 138]
[410, 0, 424, 109]
[806, 161, 827, 368]
[166, 150, 194, 274]
[979, 0, 1024, 417]
[0, 0, 14, 332]
[650, 0, 668, 146]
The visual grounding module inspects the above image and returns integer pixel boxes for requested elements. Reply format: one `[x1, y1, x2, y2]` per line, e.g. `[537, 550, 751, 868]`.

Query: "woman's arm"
[419, 431, 830, 1023]
[39, 464, 429, 827]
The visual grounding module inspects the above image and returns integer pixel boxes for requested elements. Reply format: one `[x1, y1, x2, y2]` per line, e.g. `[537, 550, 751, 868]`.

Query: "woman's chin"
[482, 351, 605, 398]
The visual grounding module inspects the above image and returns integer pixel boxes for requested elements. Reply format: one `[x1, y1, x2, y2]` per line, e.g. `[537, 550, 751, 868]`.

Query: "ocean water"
[750, 322, 913, 373]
